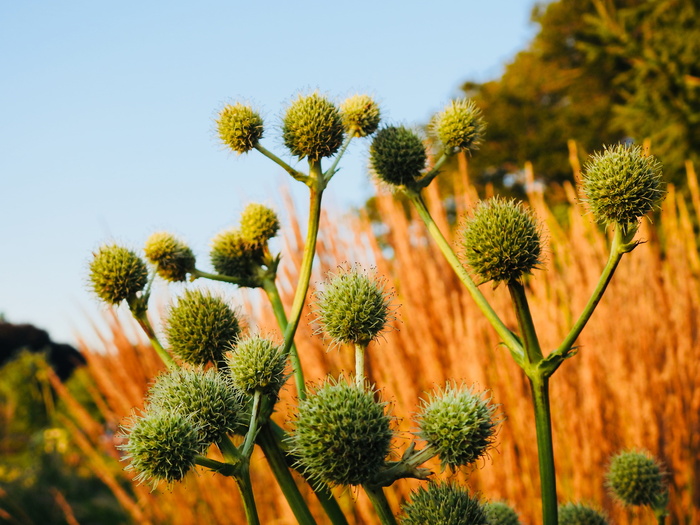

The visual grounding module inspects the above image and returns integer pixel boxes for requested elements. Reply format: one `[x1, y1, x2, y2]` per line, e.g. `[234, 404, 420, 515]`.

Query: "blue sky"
[1, 1, 538, 346]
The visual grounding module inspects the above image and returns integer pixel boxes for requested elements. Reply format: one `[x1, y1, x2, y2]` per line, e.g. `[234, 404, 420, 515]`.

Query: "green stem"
[241, 390, 262, 459]
[508, 280, 544, 367]
[255, 143, 309, 184]
[191, 267, 251, 287]
[195, 455, 236, 476]
[363, 485, 398, 525]
[127, 301, 176, 368]
[324, 135, 354, 183]
[235, 464, 262, 525]
[530, 375, 558, 525]
[218, 435, 242, 464]
[354, 343, 366, 388]
[417, 153, 450, 189]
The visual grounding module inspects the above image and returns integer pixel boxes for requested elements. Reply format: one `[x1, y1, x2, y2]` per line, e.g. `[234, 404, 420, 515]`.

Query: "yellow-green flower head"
[462, 198, 543, 285]
[314, 267, 395, 347]
[417, 383, 499, 470]
[88, 244, 148, 305]
[401, 482, 486, 525]
[144, 232, 196, 283]
[431, 98, 485, 154]
[146, 367, 247, 444]
[216, 103, 264, 154]
[225, 335, 287, 397]
[558, 502, 609, 525]
[581, 144, 665, 226]
[340, 94, 381, 137]
[210, 228, 261, 279]
[119, 409, 202, 487]
[163, 289, 242, 366]
[606, 450, 667, 509]
[291, 380, 393, 486]
[239, 203, 280, 247]
[282, 92, 345, 161]
[369, 125, 427, 188]
[484, 501, 521, 525]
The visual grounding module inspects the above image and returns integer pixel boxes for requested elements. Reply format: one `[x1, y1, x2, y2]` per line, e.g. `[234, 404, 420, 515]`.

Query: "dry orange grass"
[57, 159, 700, 524]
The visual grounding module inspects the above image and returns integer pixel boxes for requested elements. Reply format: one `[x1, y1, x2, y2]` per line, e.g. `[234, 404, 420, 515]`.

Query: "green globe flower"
[239, 203, 280, 247]
[226, 335, 287, 396]
[606, 450, 667, 509]
[401, 482, 486, 525]
[88, 244, 148, 305]
[558, 502, 609, 525]
[369, 125, 427, 188]
[144, 232, 195, 282]
[282, 92, 345, 161]
[340, 94, 381, 137]
[217, 103, 264, 154]
[210, 228, 261, 279]
[484, 501, 521, 525]
[432, 98, 485, 154]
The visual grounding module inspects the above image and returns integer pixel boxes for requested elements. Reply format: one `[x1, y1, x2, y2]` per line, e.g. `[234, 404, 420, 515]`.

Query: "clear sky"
[1, 1, 538, 347]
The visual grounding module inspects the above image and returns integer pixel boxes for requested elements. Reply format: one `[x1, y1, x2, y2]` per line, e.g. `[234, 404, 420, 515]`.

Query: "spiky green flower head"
[558, 502, 609, 525]
[146, 367, 247, 443]
[210, 228, 261, 279]
[89, 244, 148, 305]
[216, 102, 264, 154]
[431, 98, 485, 154]
[119, 409, 203, 487]
[462, 198, 543, 285]
[225, 335, 287, 397]
[483, 501, 521, 525]
[369, 125, 427, 188]
[282, 92, 345, 161]
[314, 266, 395, 347]
[143, 232, 196, 283]
[401, 482, 487, 525]
[163, 289, 242, 366]
[606, 450, 667, 509]
[291, 379, 393, 486]
[581, 144, 665, 226]
[417, 383, 500, 470]
[340, 94, 381, 137]
[239, 203, 280, 247]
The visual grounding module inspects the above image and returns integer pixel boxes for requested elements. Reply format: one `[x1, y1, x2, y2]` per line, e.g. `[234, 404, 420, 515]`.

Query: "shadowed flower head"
[144, 232, 195, 282]
[401, 482, 486, 525]
[369, 125, 427, 188]
[558, 502, 609, 525]
[484, 501, 521, 525]
[606, 450, 668, 510]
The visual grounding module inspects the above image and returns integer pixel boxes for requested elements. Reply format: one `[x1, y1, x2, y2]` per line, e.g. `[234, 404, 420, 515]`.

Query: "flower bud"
[291, 380, 393, 486]
[88, 244, 148, 305]
[210, 228, 260, 279]
[558, 502, 609, 525]
[226, 335, 287, 396]
[239, 203, 280, 247]
[431, 98, 485, 153]
[606, 450, 667, 508]
[462, 198, 542, 285]
[581, 144, 665, 226]
[163, 289, 242, 366]
[484, 501, 521, 525]
[401, 482, 486, 525]
[282, 92, 344, 161]
[369, 126, 426, 187]
[144, 232, 196, 282]
[340, 94, 381, 137]
[417, 383, 499, 469]
[314, 267, 394, 347]
[216, 103, 264, 154]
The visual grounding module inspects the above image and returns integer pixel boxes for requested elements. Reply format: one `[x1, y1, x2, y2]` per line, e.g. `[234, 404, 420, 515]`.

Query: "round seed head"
[401, 482, 486, 525]
[163, 289, 242, 366]
[432, 98, 485, 153]
[239, 203, 280, 247]
[369, 125, 427, 187]
[210, 228, 261, 279]
[88, 244, 148, 305]
[462, 198, 543, 285]
[146, 367, 247, 443]
[291, 380, 393, 486]
[144, 232, 196, 282]
[226, 335, 287, 396]
[484, 501, 521, 525]
[581, 144, 665, 226]
[119, 409, 202, 487]
[340, 94, 381, 137]
[217, 103, 264, 154]
[417, 383, 500, 470]
[282, 92, 345, 161]
[314, 267, 394, 346]
[558, 502, 609, 525]
[606, 450, 667, 508]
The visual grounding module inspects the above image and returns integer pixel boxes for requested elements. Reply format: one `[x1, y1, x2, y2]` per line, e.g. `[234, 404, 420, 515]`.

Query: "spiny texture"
[401, 482, 487, 525]
[483, 501, 521, 525]
[606, 450, 667, 508]
[462, 198, 542, 284]
[146, 367, 246, 443]
[370, 125, 426, 187]
[239, 203, 280, 247]
[417, 384, 499, 470]
[163, 289, 241, 366]
[144, 232, 195, 282]
[581, 144, 665, 225]
[314, 267, 393, 346]
[210, 228, 260, 279]
[558, 502, 609, 525]
[282, 92, 344, 160]
[291, 380, 393, 486]
[226, 335, 287, 396]
[432, 98, 485, 153]
[89, 244, 148, 305]
[217, 103, 264, 154]
[340, 94, 381, 137]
